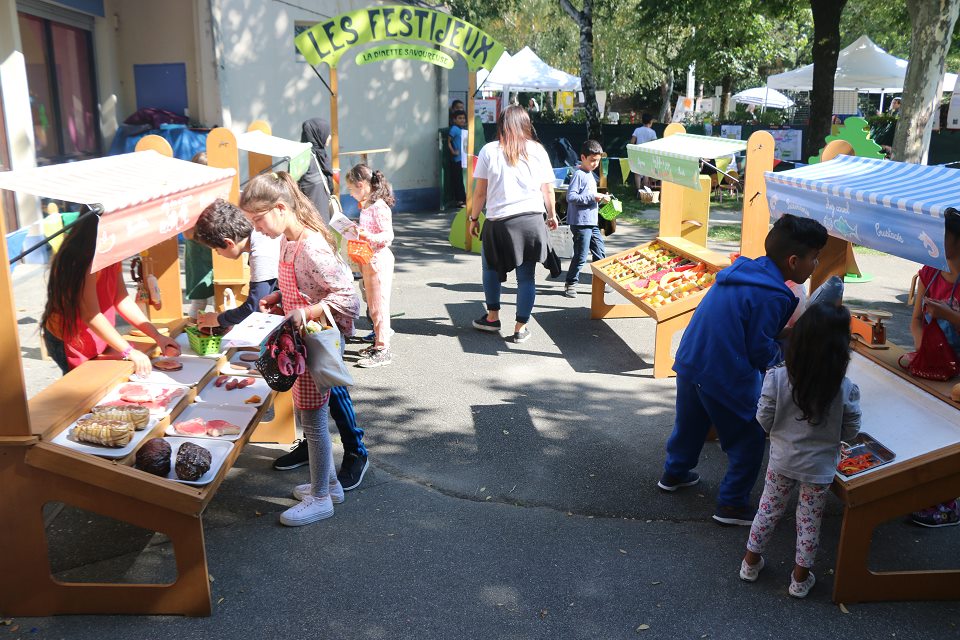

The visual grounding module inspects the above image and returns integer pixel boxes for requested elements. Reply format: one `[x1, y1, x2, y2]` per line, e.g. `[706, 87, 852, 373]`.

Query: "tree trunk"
[719, 74, 733, 118]
[561, 0, 602, 142]
[893, 0, 960, 163]
[807, 0, 847, 162]
[659, 68, 674, 123]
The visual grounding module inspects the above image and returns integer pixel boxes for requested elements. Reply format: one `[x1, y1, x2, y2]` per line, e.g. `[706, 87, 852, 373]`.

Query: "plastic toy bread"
[73, 418, 134, 447]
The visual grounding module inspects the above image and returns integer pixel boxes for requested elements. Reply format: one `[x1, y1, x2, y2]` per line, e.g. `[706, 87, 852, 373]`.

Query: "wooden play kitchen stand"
[0, 147, 292, 616]
[590, 124, 775, 377]
[763, 144, 960, 603]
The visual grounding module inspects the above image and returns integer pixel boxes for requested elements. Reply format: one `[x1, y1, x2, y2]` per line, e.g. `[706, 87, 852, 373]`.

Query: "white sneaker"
[789, 571, 816, 598]
[280, 494, 334, 526]
[739, 556, 764, 582]
[292, 482, 344, 503]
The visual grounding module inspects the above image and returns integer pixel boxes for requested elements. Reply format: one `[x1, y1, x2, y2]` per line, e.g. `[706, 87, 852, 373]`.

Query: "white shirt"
[631, 126, 657, 144]
[249, 230, 281, 282]
[474, 140, 554, 220]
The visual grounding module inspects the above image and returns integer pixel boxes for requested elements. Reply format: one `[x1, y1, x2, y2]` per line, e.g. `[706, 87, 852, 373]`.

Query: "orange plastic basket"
[347, 239, 374, 265]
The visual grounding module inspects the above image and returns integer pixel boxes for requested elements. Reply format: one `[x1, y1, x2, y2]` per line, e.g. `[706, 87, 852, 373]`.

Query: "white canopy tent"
[767, 35, 957, 93]
[476, 46, 581, 109]
[732, 87, 794, 109]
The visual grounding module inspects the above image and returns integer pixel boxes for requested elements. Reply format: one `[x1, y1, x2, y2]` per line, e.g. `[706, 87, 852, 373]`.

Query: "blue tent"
[765, 155, 960, 270]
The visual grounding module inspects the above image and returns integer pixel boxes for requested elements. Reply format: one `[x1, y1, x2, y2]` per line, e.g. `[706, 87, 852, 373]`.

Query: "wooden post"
[740, 130, 775, 259]
[206, 127, 249, 313]
[808, 139, 858, 291]
[329, 67, 340, 197]
[0, 193, 31, 440]
[658, 123, 687, 238]
[134, 136, 183, 324]
[464, 71, 477, 251]
[246, 120, 272, 177]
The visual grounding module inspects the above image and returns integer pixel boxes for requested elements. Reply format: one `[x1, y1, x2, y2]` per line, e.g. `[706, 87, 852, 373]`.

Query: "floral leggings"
[747, 469, 830, 569]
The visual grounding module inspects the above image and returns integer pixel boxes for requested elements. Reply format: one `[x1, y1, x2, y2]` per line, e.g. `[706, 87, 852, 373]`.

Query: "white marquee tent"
[477, 46, 581, 93]
[767, 35, 957, 93]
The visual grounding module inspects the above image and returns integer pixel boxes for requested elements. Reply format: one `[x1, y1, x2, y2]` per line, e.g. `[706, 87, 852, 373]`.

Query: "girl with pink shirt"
[346, 164, 396, 368]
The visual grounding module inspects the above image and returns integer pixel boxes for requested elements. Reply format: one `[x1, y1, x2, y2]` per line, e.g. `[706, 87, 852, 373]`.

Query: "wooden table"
[0, 348, 292, 616]
[340, 147, 391, 166]
[830, 342, 960, 603]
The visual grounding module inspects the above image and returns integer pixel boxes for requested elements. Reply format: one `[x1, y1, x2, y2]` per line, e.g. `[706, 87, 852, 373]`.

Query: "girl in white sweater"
[739, 302, 861, 598]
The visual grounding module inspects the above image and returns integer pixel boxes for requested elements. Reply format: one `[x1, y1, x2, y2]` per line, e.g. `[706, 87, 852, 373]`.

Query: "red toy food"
[214, 375, 229, 388]
[153, 358, 183, 372]
[173, 418, 209, 436]
[225, 378, 239, 391]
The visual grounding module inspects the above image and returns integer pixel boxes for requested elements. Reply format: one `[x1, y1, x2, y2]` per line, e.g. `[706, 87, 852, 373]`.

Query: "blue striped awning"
[765, 155, 960, 269]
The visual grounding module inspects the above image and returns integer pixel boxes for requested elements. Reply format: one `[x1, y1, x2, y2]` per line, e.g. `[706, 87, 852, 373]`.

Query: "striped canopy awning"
[0, 151, 235, 271]
[626, 134, 748, 190]
[765, 155, 960, 269]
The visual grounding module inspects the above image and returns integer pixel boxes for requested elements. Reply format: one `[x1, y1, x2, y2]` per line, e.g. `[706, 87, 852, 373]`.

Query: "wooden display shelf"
[589, 237, 730, 378]
[0, 348, 285, 616]
[829, 341, 960, 604]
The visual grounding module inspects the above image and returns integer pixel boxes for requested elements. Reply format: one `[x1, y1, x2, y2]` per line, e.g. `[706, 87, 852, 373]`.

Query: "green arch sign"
[294, 5, 505, 71]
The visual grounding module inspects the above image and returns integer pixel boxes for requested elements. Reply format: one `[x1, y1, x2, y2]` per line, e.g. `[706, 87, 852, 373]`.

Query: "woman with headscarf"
[299, 118, 335, 224]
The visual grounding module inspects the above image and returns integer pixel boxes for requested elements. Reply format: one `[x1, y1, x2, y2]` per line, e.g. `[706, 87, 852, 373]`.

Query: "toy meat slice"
[175, 441, 212, 481]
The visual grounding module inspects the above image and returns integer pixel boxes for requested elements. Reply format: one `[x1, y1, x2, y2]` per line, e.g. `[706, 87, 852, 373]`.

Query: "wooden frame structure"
[589, 124, 775, 378]
[0, 144, 290, 616]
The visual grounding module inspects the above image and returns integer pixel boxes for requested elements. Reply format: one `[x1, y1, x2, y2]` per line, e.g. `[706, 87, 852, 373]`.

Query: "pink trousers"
[360, 247, 394, 349]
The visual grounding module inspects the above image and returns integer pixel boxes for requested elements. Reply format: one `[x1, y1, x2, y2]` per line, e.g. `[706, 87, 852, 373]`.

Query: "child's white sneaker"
[280, 494, 334, 526]
[789, 571, 816, 598]
[739, 556, 764, 582]
[292, 482, 344, 503]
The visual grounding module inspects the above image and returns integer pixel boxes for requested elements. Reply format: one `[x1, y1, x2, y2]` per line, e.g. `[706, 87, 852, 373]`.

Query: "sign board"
[627, 145, 702, 190]
[475, 98, 498, 124]
[356, 44, 454, 68]
[295, 5, 505, 71]
[720, 124, 742, 140]
[558, 91, 575, 114]
[947, 74, 960, 129]
[764, 129, 803, 162]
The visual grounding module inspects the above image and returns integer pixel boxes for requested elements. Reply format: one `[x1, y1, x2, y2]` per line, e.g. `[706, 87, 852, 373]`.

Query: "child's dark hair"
[765, 214, 828, 263]
[41, 206, 100, 342]
[944, 207, 960, 238]
[785, 302, 851, 424]
[194, 198, 252, 249]
[191, 151, 208, 165]
[641, 113, 653, 125]
[581, 139, 603, 157]
[451, 110, 466, 119]
[346, 164, 395, 207]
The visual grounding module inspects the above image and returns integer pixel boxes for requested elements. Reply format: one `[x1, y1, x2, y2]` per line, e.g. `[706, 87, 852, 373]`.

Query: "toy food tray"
[592, 239, 723, 321]
[165, 403, 257, 442]
[196, 375, 270, 407]
[837, 432, 896, 477]
[94, 382, 187, 419]
[160, 437, 234, 486]
[50, 414, 159, 459]
[129, 355, 217, 387]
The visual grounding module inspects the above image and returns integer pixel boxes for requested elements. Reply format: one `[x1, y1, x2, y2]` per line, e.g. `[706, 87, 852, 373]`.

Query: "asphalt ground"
[7, 209, 957, 639]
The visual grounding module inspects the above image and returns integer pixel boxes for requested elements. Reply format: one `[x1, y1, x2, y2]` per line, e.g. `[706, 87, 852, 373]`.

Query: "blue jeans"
[664, 375, 766, 509]
[481, 248, 537, 324]
[565, 225, 605, 285]
[329, 386, 367, 457]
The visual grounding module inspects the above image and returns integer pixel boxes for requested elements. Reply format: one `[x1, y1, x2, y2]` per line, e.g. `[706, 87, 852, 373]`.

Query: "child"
[193, 198, 280, 330]
[194, 197, 372, 490]
[41, 207, 181, 378]
[563, 139, 611, 298]
[183, 151, 214, 314]
[240, 171, 360, 526]
[345, 163, 396, 368]
[740, 302, 861, 598]
[658, 213, 828, 526]
[447, 110, 467, 207]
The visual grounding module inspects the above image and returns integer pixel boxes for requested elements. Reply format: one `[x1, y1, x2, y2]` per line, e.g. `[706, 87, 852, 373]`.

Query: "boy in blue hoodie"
[658, 213, 828, 526]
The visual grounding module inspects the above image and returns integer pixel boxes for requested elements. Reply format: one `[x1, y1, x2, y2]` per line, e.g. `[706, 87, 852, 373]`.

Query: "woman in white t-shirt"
[468, 105, 558, 344]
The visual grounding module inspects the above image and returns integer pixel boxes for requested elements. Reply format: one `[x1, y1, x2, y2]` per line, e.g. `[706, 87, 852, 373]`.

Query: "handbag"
[298, 306, 354, 390]
[543, 247, 563, 278]
[898, 275, 960, 381]
[315, 156, 343, 220]
[257, 319, 307, 392]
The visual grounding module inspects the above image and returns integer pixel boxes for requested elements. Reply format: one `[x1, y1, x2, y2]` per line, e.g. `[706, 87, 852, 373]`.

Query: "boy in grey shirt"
[564, 140, 611, 297]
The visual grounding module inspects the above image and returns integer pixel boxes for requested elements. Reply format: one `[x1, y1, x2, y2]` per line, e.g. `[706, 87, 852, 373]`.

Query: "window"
[18, 12, 100, 164]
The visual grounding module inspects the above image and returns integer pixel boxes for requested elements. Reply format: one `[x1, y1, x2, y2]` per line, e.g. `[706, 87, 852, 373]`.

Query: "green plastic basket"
[599, 198, 623, 220]
[184, 325, 223, 355]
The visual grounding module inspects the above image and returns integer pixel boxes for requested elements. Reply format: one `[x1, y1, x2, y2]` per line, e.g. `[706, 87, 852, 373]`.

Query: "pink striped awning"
[0, 151, 235, 271]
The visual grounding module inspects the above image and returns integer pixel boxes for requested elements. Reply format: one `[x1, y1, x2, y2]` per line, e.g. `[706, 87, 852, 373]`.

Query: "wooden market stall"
[0, 150, 288, 616]
[589, 125, 776, 378]
[764, 152, 960, 603]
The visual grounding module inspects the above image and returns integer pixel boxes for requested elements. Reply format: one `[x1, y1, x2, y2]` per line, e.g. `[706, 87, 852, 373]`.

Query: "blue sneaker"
[657, 470, 700, 492]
